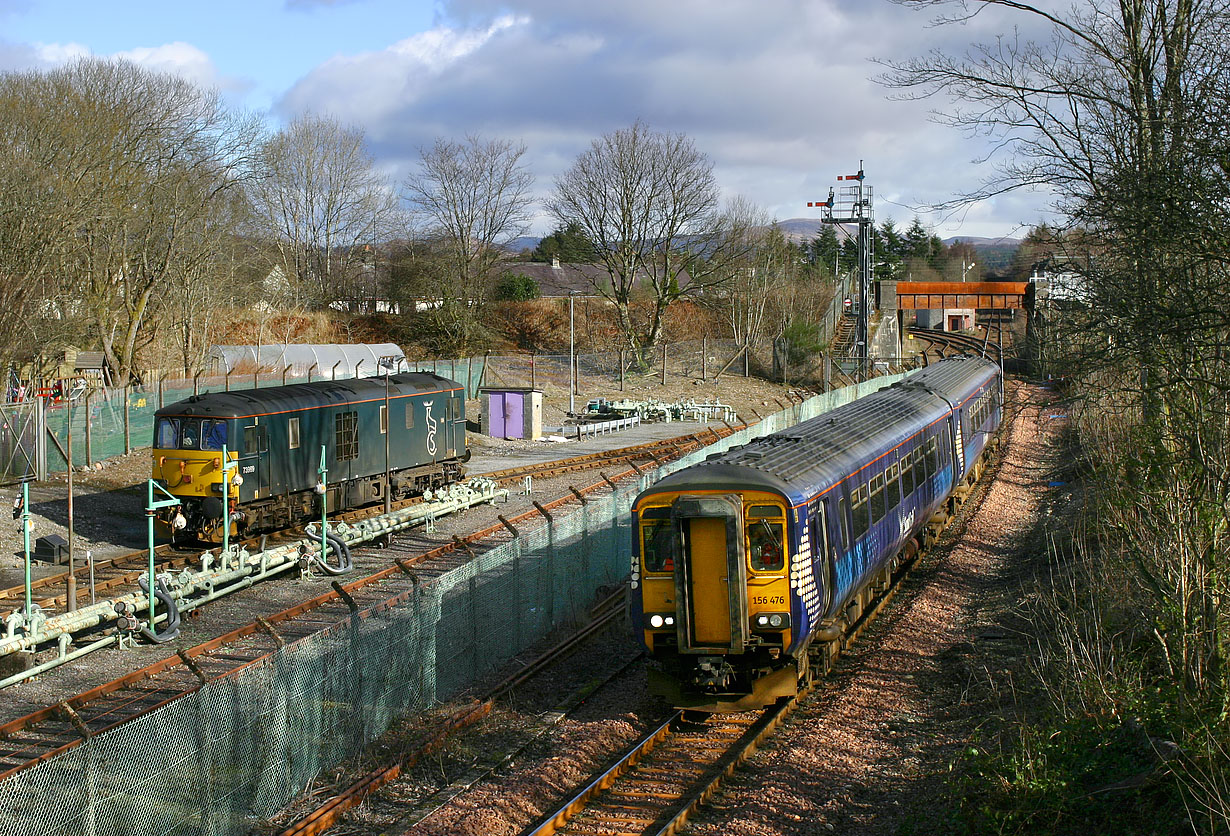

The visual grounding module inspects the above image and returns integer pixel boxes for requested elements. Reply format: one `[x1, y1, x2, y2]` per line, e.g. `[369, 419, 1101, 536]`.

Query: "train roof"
[639, 356, 999, 507]
[153, 372, 463, 421]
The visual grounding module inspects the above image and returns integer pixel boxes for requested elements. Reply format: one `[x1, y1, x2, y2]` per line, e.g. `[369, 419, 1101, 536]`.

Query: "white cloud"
[113, 41, 230, 91]
[276, 0, 1055, 237]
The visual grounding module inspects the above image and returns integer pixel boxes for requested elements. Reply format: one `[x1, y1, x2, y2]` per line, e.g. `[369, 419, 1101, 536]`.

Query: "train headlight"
[647, 613, 676, 629]
[753, 612, 791, 630]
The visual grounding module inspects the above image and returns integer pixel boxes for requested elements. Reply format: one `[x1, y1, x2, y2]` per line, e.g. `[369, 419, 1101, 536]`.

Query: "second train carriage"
[151, 372, 468, 541]
[630, 355, 1003, 711]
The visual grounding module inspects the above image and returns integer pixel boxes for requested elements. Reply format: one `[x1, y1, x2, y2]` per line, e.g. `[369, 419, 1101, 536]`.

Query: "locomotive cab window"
[640, 506, 674, 573]
[201, 420, 227, 451]
[449, 397, 462, 420]
[155, 417, 179, 449]
[746, 505, 785, 573]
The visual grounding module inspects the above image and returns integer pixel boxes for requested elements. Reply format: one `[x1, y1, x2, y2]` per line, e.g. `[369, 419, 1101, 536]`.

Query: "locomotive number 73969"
[750, 595, 786, 605]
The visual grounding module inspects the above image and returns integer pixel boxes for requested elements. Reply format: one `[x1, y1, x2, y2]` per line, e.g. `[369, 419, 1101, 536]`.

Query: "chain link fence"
[0, 371, 910, 836]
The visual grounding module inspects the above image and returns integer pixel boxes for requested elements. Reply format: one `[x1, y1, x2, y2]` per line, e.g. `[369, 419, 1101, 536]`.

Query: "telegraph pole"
[809, 163, 874, 377]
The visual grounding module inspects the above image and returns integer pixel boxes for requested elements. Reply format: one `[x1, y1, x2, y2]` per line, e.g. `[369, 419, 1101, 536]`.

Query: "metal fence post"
[123, 385, 130, 456]
[85, 390, 93, 466]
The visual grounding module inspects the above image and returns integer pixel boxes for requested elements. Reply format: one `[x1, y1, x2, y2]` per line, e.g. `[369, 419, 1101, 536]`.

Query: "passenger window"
[838, 495, 850, 550]
[885, 463, 900, 510]
[870, 473, 885, 522]
[747, 519, 785, 572]
[851, 484, 870, 540]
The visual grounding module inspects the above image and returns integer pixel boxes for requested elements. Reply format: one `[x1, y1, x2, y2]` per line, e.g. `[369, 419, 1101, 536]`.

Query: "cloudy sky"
[0, 0, 1058, 239]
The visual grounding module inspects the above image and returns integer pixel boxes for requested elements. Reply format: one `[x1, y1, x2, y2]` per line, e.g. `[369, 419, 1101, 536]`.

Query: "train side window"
[838, 495, 850, 550]
[243, 425, 267, 454]
[288, 417, 300, 450]
[902, 450, 916, 496]
[380, 405, 388, 435]
[405, 403, 415, 429]
[885, 463, 900, 510]
[449, 397, 462, 420]
[870, 473, 885, 523]
[927, 437, 938, 476]
[851, 484, 870, 540]
[335, 411, 359, 461]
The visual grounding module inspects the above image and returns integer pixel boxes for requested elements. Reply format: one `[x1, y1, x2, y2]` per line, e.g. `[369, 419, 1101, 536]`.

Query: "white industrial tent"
[206, 344, 406, 378]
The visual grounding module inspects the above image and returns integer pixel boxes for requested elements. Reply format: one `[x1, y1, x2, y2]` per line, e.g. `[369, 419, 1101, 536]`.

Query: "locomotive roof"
[640, 355, 998, 507]
[153, 372, 463, 420]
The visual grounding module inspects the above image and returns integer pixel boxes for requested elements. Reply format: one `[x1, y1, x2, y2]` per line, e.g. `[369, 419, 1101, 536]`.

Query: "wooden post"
[661, 343, 667, 385]
[701, 336, 707, 380]
[744, 345, 750, 377]
[530, 351, 536, 390]
[620, 350, 625, 392]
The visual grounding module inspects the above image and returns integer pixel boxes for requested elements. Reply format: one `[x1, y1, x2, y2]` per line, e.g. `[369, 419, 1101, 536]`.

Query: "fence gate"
[0, 400, 40, 485]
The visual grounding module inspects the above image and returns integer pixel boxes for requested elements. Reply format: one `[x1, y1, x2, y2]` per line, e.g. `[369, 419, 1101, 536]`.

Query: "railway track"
[908, 325, 1001, 361]
[0, 429, 734, 622]
[0, 426, 741, 784]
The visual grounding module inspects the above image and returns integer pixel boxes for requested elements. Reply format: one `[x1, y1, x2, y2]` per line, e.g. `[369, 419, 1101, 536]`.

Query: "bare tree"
[548, 121, 734, 352]
[402, 135, 534, 352]
[15, 58, 260, 383]
[248, 113, 400, 311]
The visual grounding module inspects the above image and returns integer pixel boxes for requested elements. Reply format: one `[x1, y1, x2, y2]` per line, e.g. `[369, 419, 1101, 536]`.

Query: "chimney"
[552, 256, 560, 269]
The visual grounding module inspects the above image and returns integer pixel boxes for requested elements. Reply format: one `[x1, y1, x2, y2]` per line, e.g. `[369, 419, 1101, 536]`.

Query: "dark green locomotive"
[151, 372, 468, 541]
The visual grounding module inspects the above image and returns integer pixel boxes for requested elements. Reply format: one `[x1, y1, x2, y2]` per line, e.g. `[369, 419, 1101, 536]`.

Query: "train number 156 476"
[750, 595, 786, 605]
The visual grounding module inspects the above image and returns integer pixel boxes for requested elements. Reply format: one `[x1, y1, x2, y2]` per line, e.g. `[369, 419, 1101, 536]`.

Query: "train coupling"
[693, 656, 736, 691]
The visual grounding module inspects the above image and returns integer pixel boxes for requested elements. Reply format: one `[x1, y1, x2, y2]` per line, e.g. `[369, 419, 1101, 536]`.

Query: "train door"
[813, 501, 836, 613]
[671, 494, 749, 653]
[241, 423, 269, 500]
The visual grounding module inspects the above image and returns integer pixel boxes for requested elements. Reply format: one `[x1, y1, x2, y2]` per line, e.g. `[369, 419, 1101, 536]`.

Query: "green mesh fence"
[0, 372, 909, 836]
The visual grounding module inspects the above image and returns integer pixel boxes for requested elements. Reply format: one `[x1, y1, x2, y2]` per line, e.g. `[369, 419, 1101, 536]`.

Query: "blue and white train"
[630, 355, 1003, 711]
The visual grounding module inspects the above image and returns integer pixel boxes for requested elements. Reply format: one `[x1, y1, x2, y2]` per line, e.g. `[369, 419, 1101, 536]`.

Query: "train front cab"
[635, 490, 797, 712]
